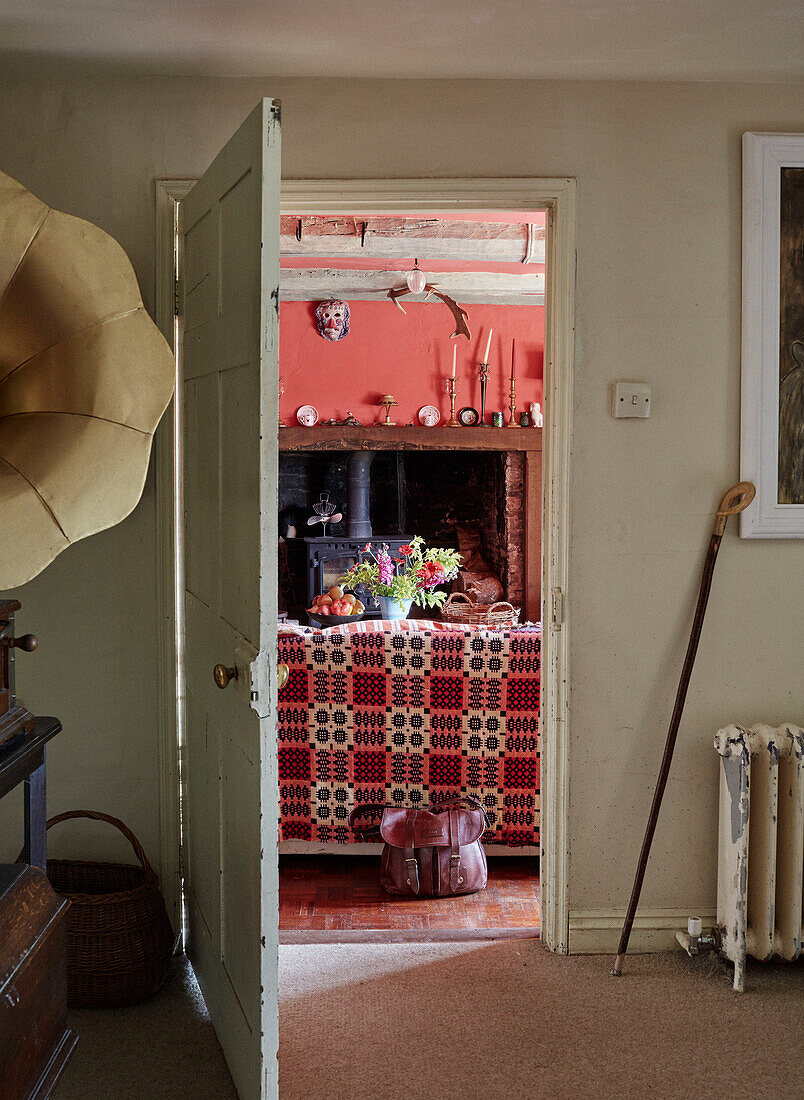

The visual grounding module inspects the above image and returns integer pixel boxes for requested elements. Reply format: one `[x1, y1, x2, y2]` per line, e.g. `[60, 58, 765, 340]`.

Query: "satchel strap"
[448, 806, 461, 892]
[347, 803, 386, 839]
[348, 795, 494, 839]
[404, 809, 420, 895]
[428, 794, 495, 830]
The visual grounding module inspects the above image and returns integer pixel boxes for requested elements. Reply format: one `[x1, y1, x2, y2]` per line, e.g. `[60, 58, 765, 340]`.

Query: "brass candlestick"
[444, 377, 461, 426]
[278, 375, 287, 428]
[508, 375, 521, 427]
[478, 362, 490, 426]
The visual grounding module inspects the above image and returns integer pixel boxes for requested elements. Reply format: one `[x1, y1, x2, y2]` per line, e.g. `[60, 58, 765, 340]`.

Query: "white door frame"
[155, 176, 575, 955]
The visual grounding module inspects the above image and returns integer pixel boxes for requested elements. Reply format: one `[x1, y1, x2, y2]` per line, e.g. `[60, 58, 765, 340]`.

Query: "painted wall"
[0, 74, 801, 947]
[280, 299, 544, 426]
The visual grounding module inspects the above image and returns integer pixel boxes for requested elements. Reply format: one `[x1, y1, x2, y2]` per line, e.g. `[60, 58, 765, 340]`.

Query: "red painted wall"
[279, 211, 545, 426]
[280, 301, 543, 426]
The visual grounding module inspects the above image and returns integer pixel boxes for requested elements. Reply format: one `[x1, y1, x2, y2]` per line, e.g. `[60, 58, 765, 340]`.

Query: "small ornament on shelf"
[529, 401, 543, 428]
[418, 405, 441, 427]
[377, 394, 398, 426]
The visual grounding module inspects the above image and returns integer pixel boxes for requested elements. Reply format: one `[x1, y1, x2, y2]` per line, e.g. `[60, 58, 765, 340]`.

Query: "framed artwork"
[741, 132, 804, 537]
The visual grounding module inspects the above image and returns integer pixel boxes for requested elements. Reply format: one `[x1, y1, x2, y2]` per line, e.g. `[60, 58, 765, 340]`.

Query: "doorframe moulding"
[154, 177, 576, 954]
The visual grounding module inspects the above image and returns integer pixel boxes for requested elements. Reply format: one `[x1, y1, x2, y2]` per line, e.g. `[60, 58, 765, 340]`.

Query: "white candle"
[451, 344, 456, 378]
[483, 328, 493, 363]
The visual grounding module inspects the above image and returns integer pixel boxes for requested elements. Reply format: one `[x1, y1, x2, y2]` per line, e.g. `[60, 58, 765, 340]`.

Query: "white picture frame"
[740, 132, 804, 538]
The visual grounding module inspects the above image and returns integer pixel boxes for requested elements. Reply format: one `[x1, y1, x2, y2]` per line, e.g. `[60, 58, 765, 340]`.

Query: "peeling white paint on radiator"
[714, 723, 804, 991]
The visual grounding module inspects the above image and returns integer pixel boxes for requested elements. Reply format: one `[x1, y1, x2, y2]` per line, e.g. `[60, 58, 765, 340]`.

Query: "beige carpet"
[58, 945, 803, 1099]
[58, 956, 237, 1099]
[278, 942, 803, 1100]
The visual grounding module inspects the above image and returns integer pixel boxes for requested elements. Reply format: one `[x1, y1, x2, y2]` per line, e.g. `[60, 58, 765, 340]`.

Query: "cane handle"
[714, 481, 755, 535]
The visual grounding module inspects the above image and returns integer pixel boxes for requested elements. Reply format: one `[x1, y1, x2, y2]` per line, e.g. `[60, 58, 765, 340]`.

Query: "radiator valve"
[676, 916, 717, 957]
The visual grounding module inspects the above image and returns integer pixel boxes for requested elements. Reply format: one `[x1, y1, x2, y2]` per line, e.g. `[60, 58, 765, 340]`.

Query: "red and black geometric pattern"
[277, 626, 540, 846]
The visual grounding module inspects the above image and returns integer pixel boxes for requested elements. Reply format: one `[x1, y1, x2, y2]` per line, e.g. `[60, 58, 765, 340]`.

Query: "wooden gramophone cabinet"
[0, 599, 77, 1097]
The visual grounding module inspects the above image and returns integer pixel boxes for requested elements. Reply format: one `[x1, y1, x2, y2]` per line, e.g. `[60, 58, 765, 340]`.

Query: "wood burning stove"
[303, 450, 410, 614]
[305, 536, 412, 615]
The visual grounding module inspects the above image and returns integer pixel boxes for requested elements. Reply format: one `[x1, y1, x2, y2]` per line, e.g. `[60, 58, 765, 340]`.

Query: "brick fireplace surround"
[279, 426, 541, 622]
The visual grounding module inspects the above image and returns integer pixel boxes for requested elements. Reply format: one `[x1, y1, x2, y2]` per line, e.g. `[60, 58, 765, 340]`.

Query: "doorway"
[274, 206, 546, 941]
[154, 166, 574, 1097]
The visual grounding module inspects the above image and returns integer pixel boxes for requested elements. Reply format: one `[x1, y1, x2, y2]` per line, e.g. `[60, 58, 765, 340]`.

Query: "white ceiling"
[1, 0, 803, 82]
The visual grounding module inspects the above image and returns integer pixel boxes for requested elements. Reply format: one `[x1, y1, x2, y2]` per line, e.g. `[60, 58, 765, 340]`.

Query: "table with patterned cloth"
[277, 625, 540, 847]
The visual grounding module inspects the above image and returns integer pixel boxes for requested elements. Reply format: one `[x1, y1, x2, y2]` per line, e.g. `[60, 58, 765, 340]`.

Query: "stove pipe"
[346, 451, 376, 538]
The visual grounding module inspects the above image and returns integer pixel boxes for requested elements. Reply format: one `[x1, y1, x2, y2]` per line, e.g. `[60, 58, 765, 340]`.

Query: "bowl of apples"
[307, 586, 366, 627]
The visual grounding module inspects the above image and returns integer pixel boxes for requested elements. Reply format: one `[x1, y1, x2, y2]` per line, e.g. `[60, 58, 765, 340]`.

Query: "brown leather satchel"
[348, 797, 489, 897]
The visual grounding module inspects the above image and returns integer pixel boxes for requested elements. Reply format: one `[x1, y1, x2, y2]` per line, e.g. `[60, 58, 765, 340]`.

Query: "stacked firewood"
[453, 525, 504, 604]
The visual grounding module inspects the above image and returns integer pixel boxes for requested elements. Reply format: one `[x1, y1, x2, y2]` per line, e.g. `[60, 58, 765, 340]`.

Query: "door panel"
[181, 99, 281, 1100]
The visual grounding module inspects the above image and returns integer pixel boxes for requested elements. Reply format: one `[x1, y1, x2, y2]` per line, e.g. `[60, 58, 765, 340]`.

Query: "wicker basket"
[441, 592, 520, 627]
[42, 810, 174, 1007]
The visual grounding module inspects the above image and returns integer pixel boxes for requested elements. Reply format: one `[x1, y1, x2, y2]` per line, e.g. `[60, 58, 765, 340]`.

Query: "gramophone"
[0, 170, 175, 589]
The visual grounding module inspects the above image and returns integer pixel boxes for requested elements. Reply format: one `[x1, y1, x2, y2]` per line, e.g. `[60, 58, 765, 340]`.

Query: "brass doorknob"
[277, 662, 289, 693]
[213, 663, 237, 690]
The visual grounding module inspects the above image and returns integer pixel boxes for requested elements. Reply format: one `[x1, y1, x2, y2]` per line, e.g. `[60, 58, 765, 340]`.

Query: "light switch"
[613, 381, 651, 418]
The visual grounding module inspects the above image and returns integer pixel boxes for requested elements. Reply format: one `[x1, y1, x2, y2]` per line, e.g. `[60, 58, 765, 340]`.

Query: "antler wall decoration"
[387, 284, 471, 341]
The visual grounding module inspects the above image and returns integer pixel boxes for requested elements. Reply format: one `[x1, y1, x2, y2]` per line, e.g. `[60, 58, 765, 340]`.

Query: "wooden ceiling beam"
[280, 268, 545, 305]
[280, 216, 545, 264]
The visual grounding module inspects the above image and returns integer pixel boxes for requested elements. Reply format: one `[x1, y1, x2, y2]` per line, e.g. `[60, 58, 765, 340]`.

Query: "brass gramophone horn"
[0, 170, 175, 588]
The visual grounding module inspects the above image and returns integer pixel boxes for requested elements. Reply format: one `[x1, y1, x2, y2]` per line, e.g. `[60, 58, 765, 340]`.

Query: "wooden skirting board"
[568, 908, 718, 954]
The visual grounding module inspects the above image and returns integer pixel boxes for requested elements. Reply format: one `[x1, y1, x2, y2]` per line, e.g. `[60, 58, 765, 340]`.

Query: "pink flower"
[417, 561, 445, 589]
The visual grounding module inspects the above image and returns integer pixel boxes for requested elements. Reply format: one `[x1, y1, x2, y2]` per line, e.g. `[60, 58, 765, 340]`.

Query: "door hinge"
[178, 842, 185, 878]
[551, 588, 565, 630]
[174, 275, 183, 317]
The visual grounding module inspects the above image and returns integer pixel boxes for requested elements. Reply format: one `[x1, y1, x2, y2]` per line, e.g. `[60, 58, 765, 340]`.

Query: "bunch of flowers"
[341, 535, 462, 610]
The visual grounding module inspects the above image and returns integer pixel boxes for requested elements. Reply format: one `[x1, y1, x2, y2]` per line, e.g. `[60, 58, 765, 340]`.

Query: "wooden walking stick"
[611, 481, 755, 977]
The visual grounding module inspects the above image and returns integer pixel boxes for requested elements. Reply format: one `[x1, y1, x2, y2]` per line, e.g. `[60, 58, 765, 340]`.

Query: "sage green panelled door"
[181, 99, 281, 1100]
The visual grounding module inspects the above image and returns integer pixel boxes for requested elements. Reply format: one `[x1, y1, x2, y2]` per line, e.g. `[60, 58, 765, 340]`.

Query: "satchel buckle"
[450, 854, 461, 861]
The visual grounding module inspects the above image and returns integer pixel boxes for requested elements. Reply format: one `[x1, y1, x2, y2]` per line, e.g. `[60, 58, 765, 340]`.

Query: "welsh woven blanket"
[277, 628, 540, 846]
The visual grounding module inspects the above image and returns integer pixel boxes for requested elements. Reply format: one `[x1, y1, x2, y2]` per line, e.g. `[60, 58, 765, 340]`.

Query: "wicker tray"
[441, 592, 520, 627]
[39, 810, 174, 1007]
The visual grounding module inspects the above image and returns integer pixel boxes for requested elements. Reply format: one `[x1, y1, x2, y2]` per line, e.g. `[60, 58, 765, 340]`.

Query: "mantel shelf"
[279, 425, 542, 452]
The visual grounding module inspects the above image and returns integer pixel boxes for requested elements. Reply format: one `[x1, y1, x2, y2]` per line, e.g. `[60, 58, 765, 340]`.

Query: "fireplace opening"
[278, 449, 526, 620]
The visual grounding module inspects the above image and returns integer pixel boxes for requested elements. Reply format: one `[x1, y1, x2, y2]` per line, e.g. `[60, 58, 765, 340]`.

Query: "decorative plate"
[457, 406, 480, 426]
[296, 404, 319, 427]
[418, 405, 441, 427]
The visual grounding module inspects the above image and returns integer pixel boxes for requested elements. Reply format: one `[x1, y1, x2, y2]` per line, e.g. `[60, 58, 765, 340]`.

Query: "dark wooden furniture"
[279, 424, 542, 452]
[0, 864, 78, 1098]
[0, 599, 38, 749]
[1, 716, 62, 872]
[0, 599, 76, 1093]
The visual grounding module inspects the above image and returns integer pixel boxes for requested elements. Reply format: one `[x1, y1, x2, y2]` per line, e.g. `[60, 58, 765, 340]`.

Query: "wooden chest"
[0, 865, 77, 1098]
